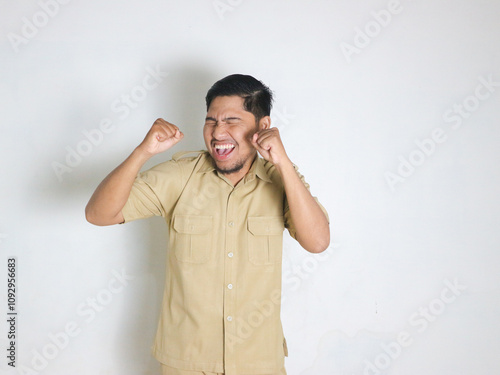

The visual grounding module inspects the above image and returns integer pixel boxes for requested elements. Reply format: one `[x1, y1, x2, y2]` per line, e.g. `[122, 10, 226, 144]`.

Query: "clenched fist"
[137, 118, 184, 157]
[251, 127, 290, 167]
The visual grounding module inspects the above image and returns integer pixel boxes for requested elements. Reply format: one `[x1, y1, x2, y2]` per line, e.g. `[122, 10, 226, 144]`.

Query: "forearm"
[85, 147, 150, 226]
[276, 159, 330, 253]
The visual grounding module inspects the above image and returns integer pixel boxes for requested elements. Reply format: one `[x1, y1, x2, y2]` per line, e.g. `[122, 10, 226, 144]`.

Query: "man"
[85, 74, 330, 375]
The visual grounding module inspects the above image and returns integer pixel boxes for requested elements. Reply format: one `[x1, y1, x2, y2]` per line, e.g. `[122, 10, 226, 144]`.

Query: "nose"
[212, 121, 228, 139]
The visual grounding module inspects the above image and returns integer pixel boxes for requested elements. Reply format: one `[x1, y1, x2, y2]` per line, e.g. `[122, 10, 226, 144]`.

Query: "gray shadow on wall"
[110, 62, 221, 374]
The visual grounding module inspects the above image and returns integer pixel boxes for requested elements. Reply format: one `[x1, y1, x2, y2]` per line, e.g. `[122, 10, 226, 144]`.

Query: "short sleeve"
[284, 164, 329, 240]
[121, 160, 183, 223]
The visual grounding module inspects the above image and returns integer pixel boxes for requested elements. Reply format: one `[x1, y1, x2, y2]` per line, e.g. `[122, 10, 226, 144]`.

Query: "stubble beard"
[214, 157, 246, 175]
[214, 150, 257, 176]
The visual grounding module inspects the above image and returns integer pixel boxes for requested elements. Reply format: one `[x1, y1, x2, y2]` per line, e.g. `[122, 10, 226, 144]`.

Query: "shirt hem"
[152, 346, 285, 374]
[152, 346, 225, 373]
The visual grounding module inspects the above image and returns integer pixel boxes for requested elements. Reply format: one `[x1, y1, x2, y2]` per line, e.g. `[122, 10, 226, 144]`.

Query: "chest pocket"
[172, 215, 213, 263]
[247, 216, 284, 265]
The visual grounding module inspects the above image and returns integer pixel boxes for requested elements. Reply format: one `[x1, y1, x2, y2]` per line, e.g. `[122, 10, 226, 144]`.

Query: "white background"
[1, 0, 500, 374]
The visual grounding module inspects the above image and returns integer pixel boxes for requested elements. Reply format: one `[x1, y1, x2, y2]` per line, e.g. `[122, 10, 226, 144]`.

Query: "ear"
[258, 116, 271, 130]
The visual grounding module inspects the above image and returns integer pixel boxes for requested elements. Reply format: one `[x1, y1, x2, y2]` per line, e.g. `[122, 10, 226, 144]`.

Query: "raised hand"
[138, 118, 184, 157]
[251, 127, 289, 167]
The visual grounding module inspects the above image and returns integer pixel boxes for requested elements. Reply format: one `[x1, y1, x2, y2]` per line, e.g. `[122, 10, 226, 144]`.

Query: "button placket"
[223, 189, 237, 374]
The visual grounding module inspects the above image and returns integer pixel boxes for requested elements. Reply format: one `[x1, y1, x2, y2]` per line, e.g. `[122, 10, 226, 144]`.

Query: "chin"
[214, 160, 245, 175]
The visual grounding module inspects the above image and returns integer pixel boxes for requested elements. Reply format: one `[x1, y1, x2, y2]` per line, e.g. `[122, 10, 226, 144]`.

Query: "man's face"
[204, 95, 262, 175]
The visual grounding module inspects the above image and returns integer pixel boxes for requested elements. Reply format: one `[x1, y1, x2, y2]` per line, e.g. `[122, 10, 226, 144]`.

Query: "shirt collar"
[249, 155, 273, 183]
[198, 152, 272, 183]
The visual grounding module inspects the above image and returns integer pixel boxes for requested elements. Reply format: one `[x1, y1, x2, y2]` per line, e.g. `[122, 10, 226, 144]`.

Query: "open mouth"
[214, 143, 235, 159]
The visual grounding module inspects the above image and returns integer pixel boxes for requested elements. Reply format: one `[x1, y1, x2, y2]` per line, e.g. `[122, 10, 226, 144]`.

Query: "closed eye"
[225, 117, 241, 125]
[205, 117, 217, 126]
[205, 117, 242, 126]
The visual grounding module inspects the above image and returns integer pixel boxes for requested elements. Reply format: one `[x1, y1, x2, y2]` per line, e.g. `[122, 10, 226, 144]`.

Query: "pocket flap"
[173, 215, 213, 234]
[247, 216, 284, 235]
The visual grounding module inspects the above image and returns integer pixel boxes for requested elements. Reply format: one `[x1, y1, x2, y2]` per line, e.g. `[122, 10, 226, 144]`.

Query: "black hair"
[205, 74, 273, 122]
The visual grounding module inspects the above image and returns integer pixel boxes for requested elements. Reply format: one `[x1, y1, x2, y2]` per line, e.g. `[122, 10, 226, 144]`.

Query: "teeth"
[214, 144, 235, 149]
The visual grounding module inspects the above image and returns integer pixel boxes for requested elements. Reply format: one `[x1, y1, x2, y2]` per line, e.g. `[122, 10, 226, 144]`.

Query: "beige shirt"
[122, 150, 328, 375]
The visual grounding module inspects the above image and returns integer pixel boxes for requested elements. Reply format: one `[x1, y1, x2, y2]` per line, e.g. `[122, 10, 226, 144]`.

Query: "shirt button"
[228, 252, 234, 258]
[227, 316, 233, 321]
[228, 221, 234, 227]
[227, 284, 233, 289]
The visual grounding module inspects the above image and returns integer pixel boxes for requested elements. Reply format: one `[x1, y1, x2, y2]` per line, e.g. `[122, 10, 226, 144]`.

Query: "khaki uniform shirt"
[122, 151, 328, 375]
